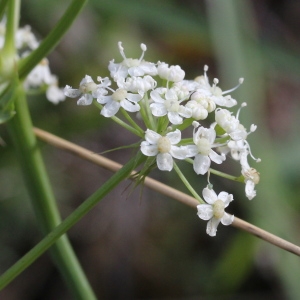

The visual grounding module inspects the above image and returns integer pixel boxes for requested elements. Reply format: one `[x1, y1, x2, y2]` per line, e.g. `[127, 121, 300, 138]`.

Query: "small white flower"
[109, 42, 157, 81]
[24, 58, 53, 88]
[16, 25, 39, 50]
[97, 88, 142, 117]
[195, 65, 243, 107]
[157, 62, 185, 82]
[185, 90, 216, 120]
[215, 108, 247, 141]
[186, 123, 225, 175]
[140, 129, 188, 171]
[64, 75, 101, 105]
[150, 87, 192, 125]
[46, 82, 65, 104]
[117, 75, 156, 95]
[240, 151, 260, 200]
[197, 187, 234, 237]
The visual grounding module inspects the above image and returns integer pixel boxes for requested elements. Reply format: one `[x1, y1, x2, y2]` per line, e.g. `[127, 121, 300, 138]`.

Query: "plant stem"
[18, 0, 88, 80]
[6, 86, 96, 299]
[0, 149, 146, 290]
[173, 162, 204, 203]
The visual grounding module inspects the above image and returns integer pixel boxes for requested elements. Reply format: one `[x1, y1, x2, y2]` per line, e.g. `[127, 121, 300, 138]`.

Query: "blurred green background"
[1, 0, 300, 299]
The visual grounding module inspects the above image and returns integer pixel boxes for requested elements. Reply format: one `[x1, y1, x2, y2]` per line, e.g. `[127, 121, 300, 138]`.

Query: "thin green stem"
[120, 107, 144, 135]
[95, 102, 144, 137]
[139, 95, 156, 130]
[173, 162, 204, 203]
[18, 0, 88, 80]
[0, 0, 19, 77]
[0, 151, 146, 290]
[209, 167, 244, 182]
[6, 85, 96, 299]
[185, 158, 244, 183]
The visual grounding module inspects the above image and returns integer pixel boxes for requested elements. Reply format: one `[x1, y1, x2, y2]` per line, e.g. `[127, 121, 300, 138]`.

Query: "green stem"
[0, 150, 146, 290]
[95, 102, 144, 137]
[209, 167, 244, 182]
[173, 162, 204, 203]
[120, 107, 144, 135]
[6, 85, 96, 299]
[18, 0, 88, 80]
[0, 0, 19, 77]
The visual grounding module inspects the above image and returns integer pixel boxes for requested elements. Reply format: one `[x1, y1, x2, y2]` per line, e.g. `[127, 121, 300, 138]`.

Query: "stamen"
[236, 102, 247, 120]
[139, 43, 147, 62]
[203, 65, 209, 81]
[250, 124, 257, 132]
[244, 140, 261, 162]
[213, 78, 219, 85]
[118, 41, 126, 60]
[222, 77, 244, 95]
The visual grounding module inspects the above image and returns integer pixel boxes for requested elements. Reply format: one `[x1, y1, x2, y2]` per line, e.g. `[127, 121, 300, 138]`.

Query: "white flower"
[195, 65, 243, 107]
[240, 151, 260, 200]
[150, 87, 192, 125]
[24, 58, 53, 88]
[109, 42, 157, 81]
[140, 129, 188, 171]
[185, 90, 216, 120]
[64, 75, 101, 105]
[197, 187, 234, 237]
[186, 123, 225, 175]
[215, 108, 247, 141]
[157, 62, 185, 82]
[117, 75, 156, 95]
[16, 25, 39, 50]
[97, 88, 142, 117]
[46, 82, 65, 104]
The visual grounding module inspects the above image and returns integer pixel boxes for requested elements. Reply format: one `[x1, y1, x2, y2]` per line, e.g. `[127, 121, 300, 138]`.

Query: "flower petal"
[64, 86, 81, 98]
[145, 129, 161, 144]
[77, 94, 93, 105]
[209, 150, 225, 164]
[101, 100, 120, 117]
[150, 103, 167, 117]
[197, 204, 213, 220]
[170, 145, 189, 159]
[120, 99, 140, 112]
[245, 180, 256, 200]
[168, 112, 183, 125]
[218, 192, 233, 207]
[221, 212, 234, 225]
[206, 217, 221, 237]
[126, 93, 143, 102]
[166, 129, 181, 144]
[157, 153, 173, 171]
[140, 142, 158, 156]
[193, 154, 210, 175]
[202, 187, 217, 204]
[185, 145, 199, 157]
[150, 89, 166, 103]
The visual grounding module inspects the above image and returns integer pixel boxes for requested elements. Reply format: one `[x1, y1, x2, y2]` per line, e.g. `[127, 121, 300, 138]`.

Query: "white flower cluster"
[63, 42, 261, 236]
[0, 19, 65, 104]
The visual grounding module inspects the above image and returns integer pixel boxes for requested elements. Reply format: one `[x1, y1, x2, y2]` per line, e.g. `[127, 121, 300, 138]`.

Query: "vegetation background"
[0, 0, 300, 299]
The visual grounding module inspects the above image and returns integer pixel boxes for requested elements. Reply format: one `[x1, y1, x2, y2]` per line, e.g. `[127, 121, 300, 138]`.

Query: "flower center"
[165, 99, 180, 112]
[123, 58, 140, 68]
[213, 199, 225, 219]
[157, 136, 171, 153]
[80, 82, 97, 94]
[112, 89, 127, 102]
[196, 138, 211, 156]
